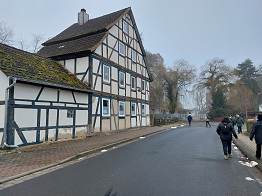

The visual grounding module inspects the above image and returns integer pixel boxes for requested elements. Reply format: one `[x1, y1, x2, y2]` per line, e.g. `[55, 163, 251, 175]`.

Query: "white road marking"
[101, 149, 108, 152]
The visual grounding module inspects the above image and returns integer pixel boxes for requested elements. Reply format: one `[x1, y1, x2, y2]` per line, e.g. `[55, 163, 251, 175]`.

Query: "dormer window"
[123, 20, 129, 34]
[119, 42, 126, 56]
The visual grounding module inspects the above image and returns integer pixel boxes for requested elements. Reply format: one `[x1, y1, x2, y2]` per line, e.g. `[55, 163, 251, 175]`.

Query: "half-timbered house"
[0, 7, 151, 146]
[38, 7, 151, 132]
[0, 44, 91, 146]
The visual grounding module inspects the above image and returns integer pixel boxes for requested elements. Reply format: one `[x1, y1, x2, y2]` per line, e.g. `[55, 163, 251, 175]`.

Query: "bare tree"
[146, 51, 169, 114]
[17, 39, 26, 50]
[165, 59, 196, 113]
[228, 81, 255, 116]
[0, 22, 13, 44]
[193, 85, 207, 113]
[31, 34, 43, 53]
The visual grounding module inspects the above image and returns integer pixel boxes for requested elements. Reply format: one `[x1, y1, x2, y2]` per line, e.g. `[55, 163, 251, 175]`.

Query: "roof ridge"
[42, 7, 130, 46]
[0, 43, 55, 63]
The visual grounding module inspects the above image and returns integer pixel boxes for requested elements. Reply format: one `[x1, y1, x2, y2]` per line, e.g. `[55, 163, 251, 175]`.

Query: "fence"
[151, 113, 185, 126]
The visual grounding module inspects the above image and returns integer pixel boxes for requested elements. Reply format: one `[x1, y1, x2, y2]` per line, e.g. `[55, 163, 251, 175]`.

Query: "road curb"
[0, 125, 183, 184]
[233, 138, 262, 172]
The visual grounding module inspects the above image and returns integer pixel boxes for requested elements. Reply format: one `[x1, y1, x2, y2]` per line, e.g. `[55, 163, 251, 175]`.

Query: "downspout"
[1, 77, 17, 148]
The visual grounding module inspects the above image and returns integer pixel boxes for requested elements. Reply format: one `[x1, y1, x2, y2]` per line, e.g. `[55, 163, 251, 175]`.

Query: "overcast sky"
[1, 0, 261, 68]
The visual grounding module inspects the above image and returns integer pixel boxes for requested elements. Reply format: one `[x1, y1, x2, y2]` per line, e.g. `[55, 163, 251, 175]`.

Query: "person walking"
[187, 113, 193, 126]
[216, 117, 238, 160]
[206, 115, 211, 127]
[236, 114, 244, 134]
[250, 114, 262, 159]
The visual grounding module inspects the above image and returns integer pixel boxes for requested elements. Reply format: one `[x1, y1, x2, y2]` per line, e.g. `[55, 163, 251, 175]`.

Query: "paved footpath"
[234, 132, 262, 170]
[0, 124, 182, 183]
[1, 124, 262, 196]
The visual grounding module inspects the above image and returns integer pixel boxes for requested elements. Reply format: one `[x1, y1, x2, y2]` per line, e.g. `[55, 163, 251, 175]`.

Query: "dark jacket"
[216, 122, 238, 141]
[187, 115, 192, 121]
[250, 121, 262, 144]
[236, 117, 244, 127]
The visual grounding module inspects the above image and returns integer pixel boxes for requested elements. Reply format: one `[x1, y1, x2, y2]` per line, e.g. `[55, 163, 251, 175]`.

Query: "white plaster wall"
[39, 87, 58, 102]
[59, 90, 75, 103]
[112, 82, 118, 95]
[109, 25, 118, 37]
[15, 108, 37, 127]
[14, 83, 41, 100]
[0, 70, 8, 100]
[93, 59, 101, 74]
[76, 57, 89, 73]
[142, 117, 146, 126]
[0, 105, 5, 129]
[95, 45, 102, 55]
[74, 92, 88, 104]
[111, 51, 118, 64]
[108, 35, 117, 48]
[131, 117, 136, 128]
[103, 84, 110, 93]
[0, 71, 8, 138]
[76, 110, 88, 125]
[112, 67, 118, 80]
[94, 76, 102, 91]
[65, 59, 75, 74]
[12, 83, 89, 145]
[119, 89, 125, 96]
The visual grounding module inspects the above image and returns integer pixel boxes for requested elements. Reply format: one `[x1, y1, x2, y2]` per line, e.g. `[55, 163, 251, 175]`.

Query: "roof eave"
[10, 76, 91, 93]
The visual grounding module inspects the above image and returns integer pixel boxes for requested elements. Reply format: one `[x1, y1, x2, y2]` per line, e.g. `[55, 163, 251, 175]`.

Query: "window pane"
[103, 99, 109, 115]
[123, 21, 129, 34]
[103, 65, 110, 82]
[119, 102, 125, 116]
[132, 50, 136, 62]
[119, 72, 125, 86]
[131, 103, 136, 116]
[131, 77, 135, 89]
[142, 104, 145, 115]
[119, 42, 125, 55]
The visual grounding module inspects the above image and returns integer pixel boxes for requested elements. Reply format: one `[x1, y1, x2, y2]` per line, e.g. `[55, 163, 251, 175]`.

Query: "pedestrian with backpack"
[250, 114, 262, 159]
[187, 113, 193, 126]
[216, 117, 238, 160]
[236, 114, 244, 134]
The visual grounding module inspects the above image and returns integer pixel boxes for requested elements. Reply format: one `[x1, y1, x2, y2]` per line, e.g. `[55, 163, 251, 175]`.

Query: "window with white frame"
[141, 103, 146, 116]
[102, 98, 111, 117]
[131, 76, 136, 90]
[119, 71, 125, 87]
[119, 42, 126, 56]
[131, 49, 137, 62]
[103, 64, 110, 83]
[131, 102, 136, 116]
[67, 109, 74, 118]
[123, 20, 129, 34]
[119, 101, 125, 117]
[142, 80, 145, 91]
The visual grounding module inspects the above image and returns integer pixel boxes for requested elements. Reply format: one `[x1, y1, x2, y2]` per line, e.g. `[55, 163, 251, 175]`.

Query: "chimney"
[78, 8, 89, 25]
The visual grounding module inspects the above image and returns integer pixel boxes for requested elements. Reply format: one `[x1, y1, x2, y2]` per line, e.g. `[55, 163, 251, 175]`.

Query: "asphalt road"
[1, 125, 262, 196]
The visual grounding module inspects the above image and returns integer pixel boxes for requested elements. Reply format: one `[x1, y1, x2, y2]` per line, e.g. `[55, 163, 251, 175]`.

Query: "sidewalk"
[233, 132, 262, 170]
[0, 124, 182, 183]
